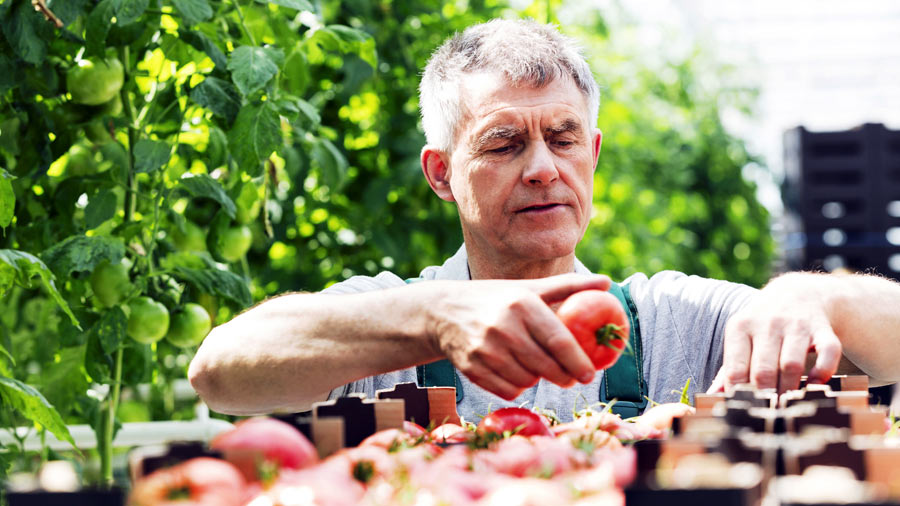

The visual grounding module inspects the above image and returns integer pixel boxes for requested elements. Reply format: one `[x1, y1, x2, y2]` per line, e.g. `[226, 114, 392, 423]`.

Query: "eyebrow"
[545, 118, 582, 136]
[471, 125, 526, 153]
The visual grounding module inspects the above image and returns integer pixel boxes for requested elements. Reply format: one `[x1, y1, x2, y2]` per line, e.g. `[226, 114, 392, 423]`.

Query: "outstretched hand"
[707, 278, 842, 394]
[428, 273, 611, 400]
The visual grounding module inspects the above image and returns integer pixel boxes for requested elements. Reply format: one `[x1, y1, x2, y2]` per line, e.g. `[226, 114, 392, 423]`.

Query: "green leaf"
[0, 343, 13, 376]
[0, 376, 77, 451]
[133, 139, 171, 173]
[190, 77, 241, 125]
[227, 101, 281, 177]
[41, 345, 89, 415]
[84, 189, 117, 229]
[0, 169, 13, 228]
[255, 0, 313, 11]
[40, 235, 125, 278]
[91, 306, 127, 355]
[0, 249, 80, 328]
[85, 0, 116, 58]
[112, 0, 148, 25]
[311, 137, 347, 190]
[327, 24, 367, 44]
[46, 0, 91, 27]
[172, 266, 252, 307]
[227, 46, 281, 97]
[679, 378, 692, 405]
[172, 0, 213, 26]
[0, 53, 15, 93]
[177, 174, 236, 219]
[178, 29, 227, 70]
[1, 0, 49, 65]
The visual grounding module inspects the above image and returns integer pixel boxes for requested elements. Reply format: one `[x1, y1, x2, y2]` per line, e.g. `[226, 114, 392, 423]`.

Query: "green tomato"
[90, 259, 132, 307]
[98, 93, 123, 116]
[218, 225, 253, 262]
[85, 121, 112, 144]
[66, 144, 97, 176]
[126, 296, 170, 344]
[171, 220, 207, 252]
[67, 57, 125, 106]
[165, 303, 212, 348]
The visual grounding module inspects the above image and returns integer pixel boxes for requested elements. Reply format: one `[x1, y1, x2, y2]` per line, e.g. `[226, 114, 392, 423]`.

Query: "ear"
[591, 129, 603, 171]
[421, 146, 455, 202]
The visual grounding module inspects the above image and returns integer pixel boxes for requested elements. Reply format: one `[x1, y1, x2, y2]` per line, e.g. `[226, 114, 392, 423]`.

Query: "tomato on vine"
[216, 225, 253, 263]
[89, 259, 132, 308]
[65, 144, 97, 176]
[171, 221, 207, 252]
[556, 290, 630, 371]
[126, 296, 170, 344]
[66, 57, 125, 106]
[165, 303, 212, 348]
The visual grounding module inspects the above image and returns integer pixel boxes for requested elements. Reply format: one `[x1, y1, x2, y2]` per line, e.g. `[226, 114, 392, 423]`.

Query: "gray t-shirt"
[324, 245, 757, 422]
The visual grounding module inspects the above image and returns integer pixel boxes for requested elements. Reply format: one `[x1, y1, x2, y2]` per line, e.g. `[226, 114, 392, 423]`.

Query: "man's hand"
[428, 273, 611, 400]
[708, 274, 843, 394]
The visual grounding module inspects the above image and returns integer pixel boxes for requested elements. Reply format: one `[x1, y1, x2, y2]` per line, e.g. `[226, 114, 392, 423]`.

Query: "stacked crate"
[782, 123, 900, 278]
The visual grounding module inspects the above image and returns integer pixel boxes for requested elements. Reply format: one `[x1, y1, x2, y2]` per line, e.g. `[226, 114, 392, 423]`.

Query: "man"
[188, 19, 899, 421]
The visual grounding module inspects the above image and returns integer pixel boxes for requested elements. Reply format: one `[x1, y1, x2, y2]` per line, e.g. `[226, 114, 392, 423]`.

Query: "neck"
[467, 249, 576, 280]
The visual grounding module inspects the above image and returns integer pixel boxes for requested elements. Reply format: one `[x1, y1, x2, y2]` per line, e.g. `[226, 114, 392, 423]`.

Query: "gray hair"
[419, 18, 600, 152]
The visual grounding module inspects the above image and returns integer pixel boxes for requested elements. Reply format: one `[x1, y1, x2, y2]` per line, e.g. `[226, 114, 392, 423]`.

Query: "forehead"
[457, 72, 590, 137]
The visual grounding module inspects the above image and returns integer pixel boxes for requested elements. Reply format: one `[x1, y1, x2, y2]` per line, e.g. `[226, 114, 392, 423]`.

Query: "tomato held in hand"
[126, 296, 170, 344]
[477, 407, 552, 438]
[557, 290, 629, 370]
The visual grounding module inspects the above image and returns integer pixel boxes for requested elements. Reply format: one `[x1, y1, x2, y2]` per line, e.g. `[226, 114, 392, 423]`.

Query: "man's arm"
[710, 271, 900, 393]
[188, 274, 610, 414]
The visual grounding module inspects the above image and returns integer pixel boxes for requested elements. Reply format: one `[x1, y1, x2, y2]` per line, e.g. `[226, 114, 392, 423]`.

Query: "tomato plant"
[165, 303, 212, 348]
[557, 290, 630, 370]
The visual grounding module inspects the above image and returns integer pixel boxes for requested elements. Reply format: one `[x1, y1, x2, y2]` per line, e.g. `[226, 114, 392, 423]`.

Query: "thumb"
[532, 273, 612, 304]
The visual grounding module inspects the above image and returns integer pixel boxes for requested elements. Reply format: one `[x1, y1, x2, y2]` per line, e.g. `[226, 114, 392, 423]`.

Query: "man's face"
[437, 72, 601, 269]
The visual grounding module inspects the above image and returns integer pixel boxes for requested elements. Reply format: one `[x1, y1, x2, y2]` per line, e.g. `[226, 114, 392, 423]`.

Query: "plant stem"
[101, 347, 124, 486]
[232, 0, 257, 46]
[98, 45, 139, 488]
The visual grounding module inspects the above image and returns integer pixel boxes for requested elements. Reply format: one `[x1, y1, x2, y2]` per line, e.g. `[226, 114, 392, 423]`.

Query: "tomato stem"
[594, 323, 623, 346]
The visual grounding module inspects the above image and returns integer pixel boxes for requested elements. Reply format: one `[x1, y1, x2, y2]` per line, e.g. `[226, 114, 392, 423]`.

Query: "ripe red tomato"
[209, 417, 318, 482]
[556, 290, 629, 370]
[127, 457, 245, 506]
[477, 407, 552, 438]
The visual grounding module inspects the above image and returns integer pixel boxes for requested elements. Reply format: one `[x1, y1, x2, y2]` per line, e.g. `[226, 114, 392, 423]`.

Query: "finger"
[721, 320, 753, 390]
[778, 331, 811, 393]
[532, 274, 612, 304]
[523, 311, 595, 383]
[508, 337, 577, 388]
[479, 349, 540, 390]
[462, 363, 525, 401]
[706, 369, 725, 393]
[807, 326, 842, 384]
[749, 331, 783, 390]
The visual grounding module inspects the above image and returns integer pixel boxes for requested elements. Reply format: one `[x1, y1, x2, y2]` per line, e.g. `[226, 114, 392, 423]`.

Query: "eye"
[489, 145, 514, 154]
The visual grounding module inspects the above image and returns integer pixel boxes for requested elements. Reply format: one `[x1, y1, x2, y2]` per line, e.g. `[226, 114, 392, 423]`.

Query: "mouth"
[516, 203, 562, 213]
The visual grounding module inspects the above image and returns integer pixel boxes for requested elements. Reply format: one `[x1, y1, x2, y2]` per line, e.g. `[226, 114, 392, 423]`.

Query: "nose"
[521, 142, 559, 186]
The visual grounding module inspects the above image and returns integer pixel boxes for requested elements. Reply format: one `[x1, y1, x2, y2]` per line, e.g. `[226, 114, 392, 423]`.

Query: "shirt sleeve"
[625, 271, 759, 403]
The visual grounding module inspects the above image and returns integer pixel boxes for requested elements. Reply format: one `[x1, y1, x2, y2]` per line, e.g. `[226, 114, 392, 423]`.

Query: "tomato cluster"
[129, 404, 693, 505]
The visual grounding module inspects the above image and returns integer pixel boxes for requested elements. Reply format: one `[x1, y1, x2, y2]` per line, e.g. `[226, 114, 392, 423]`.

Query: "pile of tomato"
[127, 402, 692, 506]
